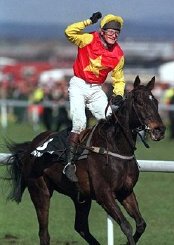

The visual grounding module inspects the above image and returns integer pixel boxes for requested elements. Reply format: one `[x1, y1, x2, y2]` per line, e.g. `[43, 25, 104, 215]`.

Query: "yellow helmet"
[100, 14, 124, 30]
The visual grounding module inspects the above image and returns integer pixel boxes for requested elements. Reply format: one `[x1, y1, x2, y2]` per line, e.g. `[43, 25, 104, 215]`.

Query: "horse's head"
[130, 76, 165, 141]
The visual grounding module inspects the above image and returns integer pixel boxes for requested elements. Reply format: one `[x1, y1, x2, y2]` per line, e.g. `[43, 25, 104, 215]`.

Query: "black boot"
[63, 133, 79, 182]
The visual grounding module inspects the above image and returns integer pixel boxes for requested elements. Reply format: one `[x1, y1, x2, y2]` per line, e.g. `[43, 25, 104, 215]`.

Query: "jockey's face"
[101, 29, 120, 46]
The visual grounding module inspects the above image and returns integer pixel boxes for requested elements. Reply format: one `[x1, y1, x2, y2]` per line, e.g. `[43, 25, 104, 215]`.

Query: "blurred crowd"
[0, 64, 174, 139]
[0, 65, 73, 131]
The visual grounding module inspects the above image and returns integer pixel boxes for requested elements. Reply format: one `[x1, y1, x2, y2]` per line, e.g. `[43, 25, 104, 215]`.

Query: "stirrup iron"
[63, 162, 76, 174]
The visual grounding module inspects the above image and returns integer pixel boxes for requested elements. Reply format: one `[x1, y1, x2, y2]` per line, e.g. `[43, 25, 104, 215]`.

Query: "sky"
[0, 0, 174, 25]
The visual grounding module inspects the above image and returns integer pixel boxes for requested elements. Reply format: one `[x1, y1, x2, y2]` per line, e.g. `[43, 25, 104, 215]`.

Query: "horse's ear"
[134, 76, 141, 88]
[147, 76, 155, 91]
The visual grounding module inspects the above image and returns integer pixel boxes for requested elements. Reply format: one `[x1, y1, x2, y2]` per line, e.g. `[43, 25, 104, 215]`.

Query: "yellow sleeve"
[65, 19, 93, 48]
[111, 56, 125, 96]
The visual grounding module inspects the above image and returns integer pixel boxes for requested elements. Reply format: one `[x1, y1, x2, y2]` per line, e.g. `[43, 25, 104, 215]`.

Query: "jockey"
[63, 12, 125, 182]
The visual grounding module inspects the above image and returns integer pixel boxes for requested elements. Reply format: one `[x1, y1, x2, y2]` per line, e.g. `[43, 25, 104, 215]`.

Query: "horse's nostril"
[154, 126, 166, 134]
[151, 126, 166, 141]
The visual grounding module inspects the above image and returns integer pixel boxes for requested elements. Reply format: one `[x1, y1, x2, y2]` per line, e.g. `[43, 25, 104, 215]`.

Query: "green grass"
[0, 122, 173, 244]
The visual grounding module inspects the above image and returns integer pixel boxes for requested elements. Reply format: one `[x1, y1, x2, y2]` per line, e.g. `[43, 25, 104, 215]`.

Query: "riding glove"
[90, 12, 102, 24]
[111, 95, 123, 108]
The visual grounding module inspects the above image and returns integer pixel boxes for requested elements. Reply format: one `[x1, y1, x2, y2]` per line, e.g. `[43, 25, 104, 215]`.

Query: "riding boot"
[63, 132, 79, 182]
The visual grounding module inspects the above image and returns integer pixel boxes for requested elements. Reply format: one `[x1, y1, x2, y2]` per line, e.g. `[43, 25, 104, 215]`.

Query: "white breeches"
[68, 76, 112, 134]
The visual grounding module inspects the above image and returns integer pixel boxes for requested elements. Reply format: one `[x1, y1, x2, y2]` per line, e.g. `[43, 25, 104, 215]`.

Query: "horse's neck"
[92, 109, 136, 155]
[115, 108, 136, 154]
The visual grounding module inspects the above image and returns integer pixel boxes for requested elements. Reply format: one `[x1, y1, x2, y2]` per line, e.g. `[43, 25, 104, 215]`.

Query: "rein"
[133, 127, 150, 148]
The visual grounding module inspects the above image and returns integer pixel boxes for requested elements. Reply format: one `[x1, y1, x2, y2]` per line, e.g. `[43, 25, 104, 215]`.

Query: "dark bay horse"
[3, 76, 165, 245]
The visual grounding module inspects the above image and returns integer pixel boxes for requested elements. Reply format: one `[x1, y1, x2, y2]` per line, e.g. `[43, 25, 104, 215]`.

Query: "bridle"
[110, 91, 150, 149]
[130, 90, 159, 148]
[131, 98, 150, 148]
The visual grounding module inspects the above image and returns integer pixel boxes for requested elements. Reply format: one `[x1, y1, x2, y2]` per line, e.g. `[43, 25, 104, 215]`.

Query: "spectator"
[42, 85, 54, 131]
[163, 87, 174, 139]
[53, 80, 72, 131]
[12, 80, 30, 122]
[28, 86, 44, 129]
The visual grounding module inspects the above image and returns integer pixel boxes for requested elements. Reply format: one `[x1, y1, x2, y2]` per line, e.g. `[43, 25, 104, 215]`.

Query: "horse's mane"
[92, 89, 136, 145]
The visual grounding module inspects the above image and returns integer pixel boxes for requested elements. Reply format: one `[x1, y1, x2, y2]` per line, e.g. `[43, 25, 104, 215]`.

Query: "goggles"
[103, 29, 120, 36]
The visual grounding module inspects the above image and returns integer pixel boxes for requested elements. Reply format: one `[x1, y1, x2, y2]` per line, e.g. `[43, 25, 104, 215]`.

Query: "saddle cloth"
[31, 128, 91, 164]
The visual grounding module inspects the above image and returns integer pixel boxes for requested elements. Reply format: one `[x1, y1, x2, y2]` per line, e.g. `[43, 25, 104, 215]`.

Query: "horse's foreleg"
[120, 191, 146, 244]
[28, 177, 52, 245]
[96, 189, 135, 245]
[73, 198, 100, 245]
